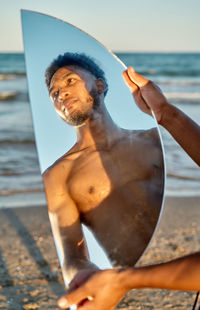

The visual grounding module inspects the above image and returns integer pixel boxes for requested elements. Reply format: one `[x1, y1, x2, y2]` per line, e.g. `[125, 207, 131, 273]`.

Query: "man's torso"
[46, 128, 164, 266]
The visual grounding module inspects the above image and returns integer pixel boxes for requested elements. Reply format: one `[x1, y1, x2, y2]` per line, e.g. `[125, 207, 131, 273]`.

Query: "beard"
[65, 110, 90, 126]
[62, 88, 101, 126]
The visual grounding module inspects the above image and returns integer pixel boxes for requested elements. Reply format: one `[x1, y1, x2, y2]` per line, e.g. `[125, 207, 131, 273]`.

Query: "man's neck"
[75, 103, 122, 150]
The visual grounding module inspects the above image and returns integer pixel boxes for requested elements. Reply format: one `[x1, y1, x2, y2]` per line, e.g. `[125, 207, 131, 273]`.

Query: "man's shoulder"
[42, 149, 78, 179]
[138, 127, 159, 140]
[126, 127, 159, 144]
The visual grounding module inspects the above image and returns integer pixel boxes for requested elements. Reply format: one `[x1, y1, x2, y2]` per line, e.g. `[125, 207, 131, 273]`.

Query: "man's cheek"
[55, 107, 67, 120]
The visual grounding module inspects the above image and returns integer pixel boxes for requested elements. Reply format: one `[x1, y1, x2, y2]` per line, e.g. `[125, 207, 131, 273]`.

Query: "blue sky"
[1, 0, 200, 52]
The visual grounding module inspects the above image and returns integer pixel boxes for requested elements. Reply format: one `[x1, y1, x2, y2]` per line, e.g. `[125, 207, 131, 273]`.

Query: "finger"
[127, 67, 149, 88]
[122, 70, 138, 93]
[58, 288, 92, 309]
[77, 299, 95, 310]
[122, 70, 150, 110]
[134, 90, 151, 114]
[77, 300, 95, 310]
[57, 296, 70, 309]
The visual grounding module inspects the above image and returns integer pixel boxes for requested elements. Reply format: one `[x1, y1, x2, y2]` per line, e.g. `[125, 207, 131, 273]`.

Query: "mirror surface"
[21, 10, 165, 285]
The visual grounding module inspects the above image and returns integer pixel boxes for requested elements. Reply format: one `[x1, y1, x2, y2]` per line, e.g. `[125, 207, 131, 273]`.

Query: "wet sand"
[0, 196, 199, 309]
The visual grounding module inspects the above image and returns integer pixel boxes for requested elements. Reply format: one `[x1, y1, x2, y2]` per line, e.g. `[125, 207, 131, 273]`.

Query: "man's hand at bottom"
[68, 269, 99, 292]
[57, 269, 128, 310]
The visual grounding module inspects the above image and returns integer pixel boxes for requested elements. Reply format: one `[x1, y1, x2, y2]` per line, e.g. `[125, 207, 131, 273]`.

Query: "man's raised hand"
[122, 67, 168, 124]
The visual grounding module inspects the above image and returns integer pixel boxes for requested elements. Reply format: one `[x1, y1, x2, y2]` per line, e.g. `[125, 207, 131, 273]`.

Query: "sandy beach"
[0, 196, 199, 310]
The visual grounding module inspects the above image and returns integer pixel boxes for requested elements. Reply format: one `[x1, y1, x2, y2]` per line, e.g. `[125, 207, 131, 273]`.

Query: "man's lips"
[64, 98, 78, 109]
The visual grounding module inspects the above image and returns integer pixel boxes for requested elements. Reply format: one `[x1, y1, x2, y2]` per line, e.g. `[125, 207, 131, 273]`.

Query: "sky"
[0, 0, 200, 52]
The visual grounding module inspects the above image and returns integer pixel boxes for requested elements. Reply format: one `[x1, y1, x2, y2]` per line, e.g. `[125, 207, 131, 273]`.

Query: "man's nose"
[58, 89, 70, 101]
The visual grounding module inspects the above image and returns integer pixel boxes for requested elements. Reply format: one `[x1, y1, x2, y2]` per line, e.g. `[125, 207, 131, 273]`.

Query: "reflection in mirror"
[21, 11, 165, 286]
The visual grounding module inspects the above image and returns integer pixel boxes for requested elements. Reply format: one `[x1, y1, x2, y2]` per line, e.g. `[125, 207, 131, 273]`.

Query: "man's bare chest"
[66, 149, 158, 212]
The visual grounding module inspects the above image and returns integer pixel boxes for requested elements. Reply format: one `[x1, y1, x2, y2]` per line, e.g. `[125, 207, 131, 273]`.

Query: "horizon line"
[1, 50, 200, 54]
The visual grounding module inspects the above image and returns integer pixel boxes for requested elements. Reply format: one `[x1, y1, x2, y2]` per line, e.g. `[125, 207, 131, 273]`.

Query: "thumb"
[122, 70, 138, 93]
[58, 287, 91, 309]
[127, 67, 149, 88]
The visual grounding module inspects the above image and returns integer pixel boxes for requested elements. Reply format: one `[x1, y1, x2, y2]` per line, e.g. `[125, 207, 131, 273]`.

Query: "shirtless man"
[43, 53, 164, 286]
[57, 67, 200, 310]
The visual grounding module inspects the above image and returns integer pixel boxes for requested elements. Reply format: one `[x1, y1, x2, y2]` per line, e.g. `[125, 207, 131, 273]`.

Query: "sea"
[0, 52, 200, 209]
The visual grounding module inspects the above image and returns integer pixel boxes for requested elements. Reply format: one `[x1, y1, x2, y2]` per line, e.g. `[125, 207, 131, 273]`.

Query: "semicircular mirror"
[21, 10, 165, 287]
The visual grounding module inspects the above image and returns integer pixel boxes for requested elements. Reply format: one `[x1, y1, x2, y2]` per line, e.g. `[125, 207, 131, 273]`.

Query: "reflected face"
[49, 66, 100, 126]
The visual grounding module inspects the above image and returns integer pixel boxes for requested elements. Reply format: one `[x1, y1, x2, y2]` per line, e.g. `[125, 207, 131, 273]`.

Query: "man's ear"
[96, 78, 106, 94]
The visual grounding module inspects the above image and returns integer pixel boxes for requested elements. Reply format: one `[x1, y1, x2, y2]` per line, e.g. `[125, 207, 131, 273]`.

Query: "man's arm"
[58, 252, 200, 309]
[126, 252, 200, 291]
[123, 67, 200, 166]
[43, 162, 98, 286]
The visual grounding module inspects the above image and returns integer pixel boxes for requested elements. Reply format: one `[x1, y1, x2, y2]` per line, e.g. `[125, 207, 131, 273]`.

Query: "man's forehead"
[53, 65, 94, 80]
[49, 65, 96, 92]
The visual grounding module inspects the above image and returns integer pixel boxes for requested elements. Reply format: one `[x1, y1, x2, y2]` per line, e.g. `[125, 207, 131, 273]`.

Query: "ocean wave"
[157, 79, 200, 86]
[164, 92, 200, 100]
[0, 91, 29, 102]
[143, 70, 200, 77]
[0, 139, 35, 144]
[0, 91, 19, 101]
[167, 173, 200, 181]
[0, 171, 21, 176]
[0, 73, 26, 80]
[166, 188, 200, 197]
[117, 53, 200, 78]
[0, 189, 44, 196]
[128, 68, 200, 78]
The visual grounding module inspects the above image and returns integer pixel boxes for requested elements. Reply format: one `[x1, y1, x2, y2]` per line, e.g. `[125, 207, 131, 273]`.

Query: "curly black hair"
[45, 52, 108, 96]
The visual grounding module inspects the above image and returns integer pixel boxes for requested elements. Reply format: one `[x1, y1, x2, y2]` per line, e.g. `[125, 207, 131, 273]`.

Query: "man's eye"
[68, 78, 75, 84]
[53, 91, 59, 99]
[51, 91, 59, 101]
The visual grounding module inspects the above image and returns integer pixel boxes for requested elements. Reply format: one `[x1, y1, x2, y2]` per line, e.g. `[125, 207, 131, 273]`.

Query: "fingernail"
[128, 66, 134, 73]
[58, 297, 68, 308]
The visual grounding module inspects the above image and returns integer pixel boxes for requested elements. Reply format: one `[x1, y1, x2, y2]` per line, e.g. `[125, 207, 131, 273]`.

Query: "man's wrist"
[158, 102, 178, 128]
[116, 267, 144, 291]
